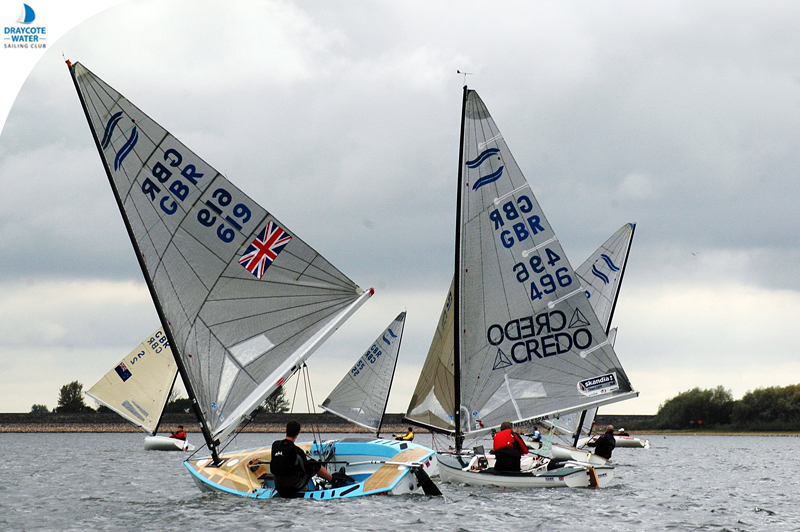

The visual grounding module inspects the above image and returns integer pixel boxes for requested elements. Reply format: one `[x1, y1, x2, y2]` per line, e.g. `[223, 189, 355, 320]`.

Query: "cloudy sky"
[2, 0, 800, 417]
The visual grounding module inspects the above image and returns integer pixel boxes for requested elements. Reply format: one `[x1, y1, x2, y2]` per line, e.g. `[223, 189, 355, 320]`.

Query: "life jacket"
[396, 431, 414, 441]
[270, 439, 308, 491]
[170, 430, 186, 440]
[493, 428, 528, 454]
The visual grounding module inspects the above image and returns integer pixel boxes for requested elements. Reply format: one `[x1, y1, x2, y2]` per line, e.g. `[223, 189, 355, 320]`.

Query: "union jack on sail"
[239, 221, 292, 279]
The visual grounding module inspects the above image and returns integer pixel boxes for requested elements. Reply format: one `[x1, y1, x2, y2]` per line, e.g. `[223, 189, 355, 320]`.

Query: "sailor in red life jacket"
[492, 421, 529, 471]
[169, 425, 186, 440]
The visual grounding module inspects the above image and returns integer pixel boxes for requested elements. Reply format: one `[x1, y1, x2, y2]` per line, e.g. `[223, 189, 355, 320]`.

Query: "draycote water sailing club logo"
[4, 4, 46, 49]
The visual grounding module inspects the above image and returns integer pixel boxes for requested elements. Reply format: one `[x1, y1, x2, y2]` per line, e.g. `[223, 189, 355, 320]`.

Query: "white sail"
[69, 62, 371, 446]
[321, 312, 406, 433]
[543, 223, 635, 438]
[456, 89, 637, 436]
[86, 327, 175, 434]
[405, 279, 456, 433]
[576, 223, 635, 332]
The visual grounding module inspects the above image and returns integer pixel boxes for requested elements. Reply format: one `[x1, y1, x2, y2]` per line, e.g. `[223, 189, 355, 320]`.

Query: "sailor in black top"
[270, 420, 333, 498]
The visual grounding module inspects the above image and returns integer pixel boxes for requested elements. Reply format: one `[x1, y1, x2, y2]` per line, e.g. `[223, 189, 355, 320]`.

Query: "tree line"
[31, 381, 291, 414]
[629, 384, 800, 431]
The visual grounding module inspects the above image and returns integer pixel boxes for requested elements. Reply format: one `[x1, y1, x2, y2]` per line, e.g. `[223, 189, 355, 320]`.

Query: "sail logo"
[382, 327, 398, 346]
[239, 221, 292, 279]
[18, 4, 35, 23]
[589, 254, 620, 286]
[115, 362, 132, 382]
[466, 148, 504, 191]
[4, 4, 46, 49]
[487, 309, 593, 366]
[577, 373, 619, 397]
[101, 111, 138, 170]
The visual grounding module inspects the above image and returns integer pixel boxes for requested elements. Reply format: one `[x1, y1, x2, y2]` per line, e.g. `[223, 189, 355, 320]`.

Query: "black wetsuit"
[270, 439, 321, 498]
[587, 431, 616, 459]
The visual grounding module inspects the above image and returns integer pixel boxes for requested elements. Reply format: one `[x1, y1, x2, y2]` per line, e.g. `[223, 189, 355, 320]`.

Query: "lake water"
[1, 432, 798, 531]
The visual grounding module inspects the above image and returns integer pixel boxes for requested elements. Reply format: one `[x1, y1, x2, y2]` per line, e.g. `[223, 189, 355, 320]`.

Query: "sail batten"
[70, 61, 370, 451]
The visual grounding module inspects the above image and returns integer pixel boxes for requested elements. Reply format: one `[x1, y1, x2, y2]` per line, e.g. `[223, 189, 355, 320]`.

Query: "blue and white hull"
[185, 438, 439, 499]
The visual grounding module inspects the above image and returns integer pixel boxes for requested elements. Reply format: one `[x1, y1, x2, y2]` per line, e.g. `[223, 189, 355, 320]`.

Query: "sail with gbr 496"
[406, 87, 638, 488]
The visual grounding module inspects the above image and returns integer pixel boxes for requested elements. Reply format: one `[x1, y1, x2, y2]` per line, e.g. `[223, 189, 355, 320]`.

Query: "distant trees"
[262, 386, 290, 414]
[731, 385, 800, 430]
[30, 404, 49, 413]
[639, 384, 800, 431]
[653, 385, 733, 429]
[163, 389, 192, 413]
[54, 381, 94, 413]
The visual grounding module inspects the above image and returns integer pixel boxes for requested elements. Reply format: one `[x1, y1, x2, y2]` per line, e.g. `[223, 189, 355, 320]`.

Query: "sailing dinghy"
[404, 87, 639, 488]
[320, 312, 405, 437]
[68, 60, 438, 498]
[87, 327, 195, 451]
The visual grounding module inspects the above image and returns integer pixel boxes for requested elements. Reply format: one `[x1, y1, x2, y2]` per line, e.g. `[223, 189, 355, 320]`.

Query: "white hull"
[577, 435, 650, 449]
[436, 452, 613, 488]
[144, 435, 195, 452]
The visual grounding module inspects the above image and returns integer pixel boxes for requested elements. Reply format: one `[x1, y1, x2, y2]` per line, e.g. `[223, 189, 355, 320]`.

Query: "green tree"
[55, 381, 94, 413]
[30, 404, 49, 413]
[731, 384, 800, 430]
[163, 388, 192, 413]
[262, 386, 290, 413]
[654, 385, 733, 429]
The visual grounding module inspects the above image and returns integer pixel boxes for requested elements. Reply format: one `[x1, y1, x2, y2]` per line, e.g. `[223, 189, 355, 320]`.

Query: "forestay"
[69, 62, 371, 444]
[321, 312, 406, 433]
[86, 327, 175, 434]
[456, 89, 636, 436]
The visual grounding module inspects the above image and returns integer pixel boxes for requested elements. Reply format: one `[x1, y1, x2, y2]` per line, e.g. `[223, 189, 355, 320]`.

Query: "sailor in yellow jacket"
[394, 427, 414, 441]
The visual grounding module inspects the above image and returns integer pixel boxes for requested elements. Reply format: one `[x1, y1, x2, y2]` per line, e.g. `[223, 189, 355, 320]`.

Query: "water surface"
[1, 432, 797, 531]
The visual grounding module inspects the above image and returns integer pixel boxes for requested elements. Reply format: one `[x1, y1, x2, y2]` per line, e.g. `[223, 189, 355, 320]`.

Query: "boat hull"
[436, 452, 614, 488]
[577, 435, 650, 449]
[184, 438, 438, 499]
[144, 435, 195, 452]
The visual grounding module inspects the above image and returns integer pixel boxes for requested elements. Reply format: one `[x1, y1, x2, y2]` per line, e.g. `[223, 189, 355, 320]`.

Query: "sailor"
[395, 427, 414, 441]
[169, 425, 186, 440]
[270, 420, 333, 498]
[492, 421, 529, 471]
[587, 425, 616, 459]
[618, 428, 630, 436]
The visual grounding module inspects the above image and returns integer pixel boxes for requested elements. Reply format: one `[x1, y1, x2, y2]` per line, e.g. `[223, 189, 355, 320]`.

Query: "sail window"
[480, 378, 547, 418]
[410, 387, 451, 425]
[217, 355, 239, 407]
[229, 334, 275, 366]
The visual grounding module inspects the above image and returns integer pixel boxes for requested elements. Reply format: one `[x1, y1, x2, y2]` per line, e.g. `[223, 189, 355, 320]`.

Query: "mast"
[152, 372, 179, 436]
[453, 86, 468, 452]
[573, 223, 636, 447]
[604, 223, 636, 335]
[66, 61, 221, 465]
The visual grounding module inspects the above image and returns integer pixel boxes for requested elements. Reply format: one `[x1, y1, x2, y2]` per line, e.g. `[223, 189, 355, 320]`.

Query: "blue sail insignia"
[114, 126, 138, 171]
[465, 148, 500, 168]
[100, 111, 123, 150]
[600, 254, 620, 272]
[591, 265, 610, 284]
[472, 166, 504, 191]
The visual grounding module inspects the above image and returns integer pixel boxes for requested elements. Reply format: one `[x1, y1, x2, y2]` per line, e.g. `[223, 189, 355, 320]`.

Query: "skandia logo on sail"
[577, 373, 619, 397]
[4, 4, 46, 50]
